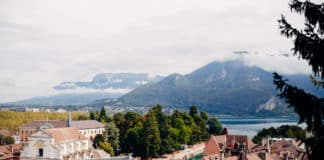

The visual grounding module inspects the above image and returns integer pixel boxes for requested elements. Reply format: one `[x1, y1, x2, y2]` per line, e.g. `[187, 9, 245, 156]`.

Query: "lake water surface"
[219, 118, 306, 138]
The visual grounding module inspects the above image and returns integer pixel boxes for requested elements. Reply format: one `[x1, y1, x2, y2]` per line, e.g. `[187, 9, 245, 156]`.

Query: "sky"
[0, 0, 313, 102]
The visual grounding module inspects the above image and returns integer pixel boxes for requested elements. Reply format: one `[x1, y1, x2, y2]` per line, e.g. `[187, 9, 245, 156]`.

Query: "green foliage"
[0, 135, 14, 145]
[98, 107, 108, 122]
[138, 112, 161, 158]
[276, 1, 324, 159]
[105, 122, 120, 152]
[89, 112, 97, 120]
[99, 141, 114, 156]
[77, 114, 90, 120]
[113, 105, 216, 158]
[200, 111, 208, 121]
[252, 125, 306, 144]
[207, 117, 223, 135]
[189, 106, 198, 117]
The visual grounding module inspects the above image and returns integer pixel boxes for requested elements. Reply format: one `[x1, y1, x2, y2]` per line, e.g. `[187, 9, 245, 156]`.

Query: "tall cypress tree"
[275, 0, 324, 159]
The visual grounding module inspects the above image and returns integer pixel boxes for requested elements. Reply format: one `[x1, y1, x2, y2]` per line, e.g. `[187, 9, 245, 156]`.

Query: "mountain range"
[6, 92, 122, 106]
[104, 60, 323, 116]
[54, 73, 163, 90]
[5, 60, 324, 117]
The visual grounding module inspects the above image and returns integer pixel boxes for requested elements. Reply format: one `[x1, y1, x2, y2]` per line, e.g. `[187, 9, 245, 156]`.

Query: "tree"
[207, 117, 223, 135]
[0, 135, 14, 145]
[139, 112, 161, 158]
[99, 141, 114, 156]
[89, 111, 99, 120]
[105, 122, 120, 155]
[98, 107, 108, 122]
[93, 134, 105, 148]
[189, 106, 198, 117]
[252, 125, 306, 144]
[276, 1, 324, 159]
[200, 111, 208, 121]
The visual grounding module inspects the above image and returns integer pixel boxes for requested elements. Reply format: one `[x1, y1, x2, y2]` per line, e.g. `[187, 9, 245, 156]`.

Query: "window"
[39, 148, 43, 157]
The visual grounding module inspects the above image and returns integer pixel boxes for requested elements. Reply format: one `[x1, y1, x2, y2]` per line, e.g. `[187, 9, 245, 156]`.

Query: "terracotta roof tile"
[204, 135, 222, 156]
[44, 127, 86, 144]
[247, 153, 261, 160]
[0, 144, 22, 160]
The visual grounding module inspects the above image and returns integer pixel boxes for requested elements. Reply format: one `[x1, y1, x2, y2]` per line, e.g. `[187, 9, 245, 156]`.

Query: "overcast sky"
[0, 0, 313, 102]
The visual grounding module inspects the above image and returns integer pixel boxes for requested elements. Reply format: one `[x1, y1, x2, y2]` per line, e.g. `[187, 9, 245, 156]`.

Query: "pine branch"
[290, 0, 324, 33]
[273, 73, 322, 132]
[278, 16, 324, 78]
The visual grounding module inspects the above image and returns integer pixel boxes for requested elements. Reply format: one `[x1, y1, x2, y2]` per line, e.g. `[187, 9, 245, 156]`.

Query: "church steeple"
[67, 112, 72, 127]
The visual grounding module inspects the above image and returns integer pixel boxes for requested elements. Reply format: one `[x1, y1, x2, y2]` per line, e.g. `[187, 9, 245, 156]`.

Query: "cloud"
[0, 0, 311, 102]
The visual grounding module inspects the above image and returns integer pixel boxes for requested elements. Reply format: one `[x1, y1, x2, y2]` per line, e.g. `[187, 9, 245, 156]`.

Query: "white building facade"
[21, 128, 94, 160]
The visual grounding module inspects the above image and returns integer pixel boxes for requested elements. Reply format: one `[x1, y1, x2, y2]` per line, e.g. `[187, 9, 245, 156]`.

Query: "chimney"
[222, 128, 229, 135]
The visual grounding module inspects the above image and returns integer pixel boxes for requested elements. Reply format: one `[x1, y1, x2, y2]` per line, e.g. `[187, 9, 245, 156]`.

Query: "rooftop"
[0, 144, 22, 160]
[71, 120, 105, 130]
[44, 127, 86, 144]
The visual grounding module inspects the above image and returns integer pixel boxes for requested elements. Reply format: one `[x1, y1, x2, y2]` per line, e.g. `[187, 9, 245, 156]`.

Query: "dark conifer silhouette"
[274, 0, 324, 159]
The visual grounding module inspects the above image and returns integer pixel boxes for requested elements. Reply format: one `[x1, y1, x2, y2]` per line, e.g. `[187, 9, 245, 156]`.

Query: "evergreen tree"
[276, 1, 324, 159]
[98, 107, 108, 122]
[139, 112, 161, 158]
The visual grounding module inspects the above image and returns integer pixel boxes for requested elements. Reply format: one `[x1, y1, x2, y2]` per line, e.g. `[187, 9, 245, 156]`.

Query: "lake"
[219, 118, 306, 138]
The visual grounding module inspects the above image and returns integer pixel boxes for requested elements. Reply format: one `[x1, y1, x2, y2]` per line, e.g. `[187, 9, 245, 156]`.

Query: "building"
[19, 120, 66, 143]
[20, 127, 95, 160]
[250, 137, 307, 160]
[70, 120, 105, 139]
[0, 144, 22, 160]
[19, 114, 105, 143]
[203, 128, 256, 160]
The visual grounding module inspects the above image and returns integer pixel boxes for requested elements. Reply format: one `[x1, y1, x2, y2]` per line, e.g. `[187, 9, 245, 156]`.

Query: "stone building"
[19, 113, 105, 143]
[20, 127, 94, 160]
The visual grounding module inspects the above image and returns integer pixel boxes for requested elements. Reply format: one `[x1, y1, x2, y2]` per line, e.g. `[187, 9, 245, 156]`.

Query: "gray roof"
[71, 120, 105, 130]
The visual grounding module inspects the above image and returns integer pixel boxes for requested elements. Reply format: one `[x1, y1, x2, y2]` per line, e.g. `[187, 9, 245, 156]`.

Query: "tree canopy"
[252, 125, 306, 144]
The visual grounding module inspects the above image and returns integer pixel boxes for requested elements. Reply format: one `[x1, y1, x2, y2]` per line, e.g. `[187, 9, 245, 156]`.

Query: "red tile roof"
[204, 134, 253, 156]
[44, 128, 86, 144]
[204, 135, 222, 156]
[0, 144, 22, 160]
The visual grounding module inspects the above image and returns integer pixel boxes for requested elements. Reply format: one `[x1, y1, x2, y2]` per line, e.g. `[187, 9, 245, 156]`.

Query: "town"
[0, 106, 308, 160]
[1, 0, 323, 159]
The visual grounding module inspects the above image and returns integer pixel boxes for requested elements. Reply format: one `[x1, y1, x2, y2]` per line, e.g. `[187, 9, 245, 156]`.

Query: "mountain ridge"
[111, 60, 323, 116]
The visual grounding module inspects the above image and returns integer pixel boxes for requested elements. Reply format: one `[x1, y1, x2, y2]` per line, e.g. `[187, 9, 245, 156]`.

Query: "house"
[0, 144, 22, 160]
[20, 127, 95, 160]
[250, 137, 307, 160]
[19, 113, 105, 143]
[203, 128, 256, 160]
